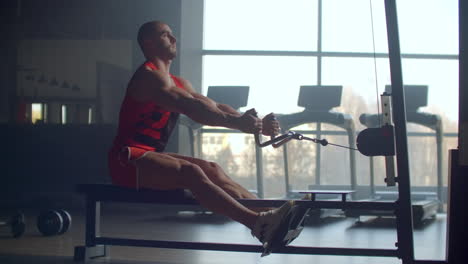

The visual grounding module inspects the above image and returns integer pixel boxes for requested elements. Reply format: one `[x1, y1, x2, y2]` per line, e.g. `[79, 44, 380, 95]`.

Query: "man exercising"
[108, 20, 303, 253]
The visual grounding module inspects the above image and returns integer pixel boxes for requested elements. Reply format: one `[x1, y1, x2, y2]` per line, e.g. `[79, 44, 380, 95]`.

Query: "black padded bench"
[75, 183, 197, 205]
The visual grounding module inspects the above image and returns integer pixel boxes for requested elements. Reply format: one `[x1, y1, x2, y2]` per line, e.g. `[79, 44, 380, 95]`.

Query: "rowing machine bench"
[73, 183, 198, 262]
[73, 184, 402, 261]
[73, 183, 313, 261]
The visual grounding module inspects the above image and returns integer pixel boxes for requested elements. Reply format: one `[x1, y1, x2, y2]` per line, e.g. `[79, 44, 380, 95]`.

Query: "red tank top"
[112, 61, 185, 152]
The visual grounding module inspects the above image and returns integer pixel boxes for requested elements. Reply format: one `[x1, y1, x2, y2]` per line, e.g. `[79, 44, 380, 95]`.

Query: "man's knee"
[180, 163, 211, 187]
[202, 161, 227, 178]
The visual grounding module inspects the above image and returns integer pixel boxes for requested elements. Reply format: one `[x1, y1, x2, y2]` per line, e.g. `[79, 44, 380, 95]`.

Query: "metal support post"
[384, 0, 415, 263]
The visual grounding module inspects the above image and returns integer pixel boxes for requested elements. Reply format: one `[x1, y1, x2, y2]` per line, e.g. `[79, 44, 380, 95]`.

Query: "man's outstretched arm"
[137, 68, 261, 134]
[175, 78, 280, 136]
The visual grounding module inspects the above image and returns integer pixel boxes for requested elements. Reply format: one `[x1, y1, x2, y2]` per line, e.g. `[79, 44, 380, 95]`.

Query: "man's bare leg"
[134, 152, 258, 229]
[166, 153, 274, 212]
[134, 151, 305, 254]
[167, 153, 257, 199]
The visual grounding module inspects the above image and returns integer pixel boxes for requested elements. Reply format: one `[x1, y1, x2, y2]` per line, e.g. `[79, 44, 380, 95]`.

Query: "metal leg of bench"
[85, 197, 101, 246]
[74, 245, 107, 262]
[73, 197, 107, 262]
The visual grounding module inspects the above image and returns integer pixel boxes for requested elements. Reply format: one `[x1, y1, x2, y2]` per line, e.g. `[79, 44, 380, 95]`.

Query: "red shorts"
[108, 146, 154, 188]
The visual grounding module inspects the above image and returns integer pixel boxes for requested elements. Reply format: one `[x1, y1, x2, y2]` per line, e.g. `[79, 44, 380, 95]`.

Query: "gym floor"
[0, 204, 447, 264]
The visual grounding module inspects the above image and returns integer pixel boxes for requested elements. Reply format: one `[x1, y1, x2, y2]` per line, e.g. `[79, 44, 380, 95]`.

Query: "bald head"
[137, 20, 165, 49]
[137, 20, 177, 60]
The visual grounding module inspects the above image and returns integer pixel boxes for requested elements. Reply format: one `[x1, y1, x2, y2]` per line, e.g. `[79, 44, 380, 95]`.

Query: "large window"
[204, 0, 318, 51]
[397, 0, 459, 55]
[201, 0, 458, 198]
[322, 0, 388, 53]
[203, 55, 317, 114]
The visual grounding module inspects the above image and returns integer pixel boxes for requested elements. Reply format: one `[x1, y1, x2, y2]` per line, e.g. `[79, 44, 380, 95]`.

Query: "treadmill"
[277, 85, 357, 222]
[345, 85, 441, 226]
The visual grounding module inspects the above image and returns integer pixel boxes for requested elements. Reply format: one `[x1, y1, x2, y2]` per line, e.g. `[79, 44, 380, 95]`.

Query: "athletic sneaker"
[251, 200, 295, 246]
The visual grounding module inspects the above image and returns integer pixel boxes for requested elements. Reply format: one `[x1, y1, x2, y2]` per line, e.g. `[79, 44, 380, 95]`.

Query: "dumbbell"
[0, 212, 26, 238]
[37, 209, 72, 236]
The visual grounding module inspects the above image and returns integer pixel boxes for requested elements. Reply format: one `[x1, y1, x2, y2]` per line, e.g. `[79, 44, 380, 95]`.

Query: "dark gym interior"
[1, 0, 467, 263]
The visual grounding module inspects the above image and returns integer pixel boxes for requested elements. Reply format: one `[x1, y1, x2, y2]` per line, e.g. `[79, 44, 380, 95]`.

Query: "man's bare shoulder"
[132, 64, 167, 83]
[172, 75, 196, 93]
[127, 65, 167, 101]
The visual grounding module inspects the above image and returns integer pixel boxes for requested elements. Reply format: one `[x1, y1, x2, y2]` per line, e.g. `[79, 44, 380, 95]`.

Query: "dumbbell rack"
[0, 209, 72, 238]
